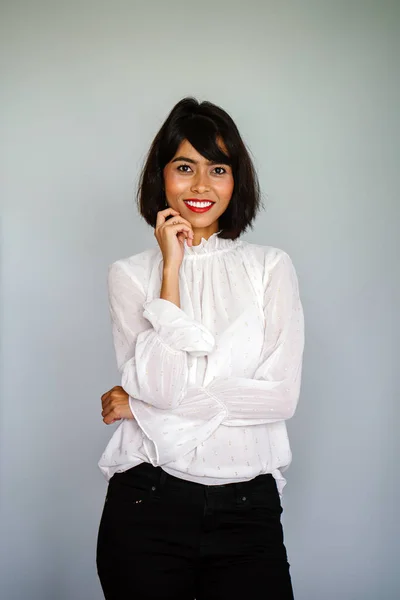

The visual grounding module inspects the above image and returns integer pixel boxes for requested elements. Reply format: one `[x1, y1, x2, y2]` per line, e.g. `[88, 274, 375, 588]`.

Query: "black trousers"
[96, 462, 294, 599]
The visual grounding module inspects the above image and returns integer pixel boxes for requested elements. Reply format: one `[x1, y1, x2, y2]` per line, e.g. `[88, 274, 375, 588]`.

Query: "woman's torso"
[99, 234, 292, 495]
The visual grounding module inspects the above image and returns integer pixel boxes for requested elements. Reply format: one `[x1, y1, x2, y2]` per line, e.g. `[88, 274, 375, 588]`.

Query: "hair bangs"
[184, 115, 231, 166]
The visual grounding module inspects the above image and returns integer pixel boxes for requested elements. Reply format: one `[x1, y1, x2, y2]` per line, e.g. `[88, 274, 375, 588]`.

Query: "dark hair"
[137, 97, 262, 240]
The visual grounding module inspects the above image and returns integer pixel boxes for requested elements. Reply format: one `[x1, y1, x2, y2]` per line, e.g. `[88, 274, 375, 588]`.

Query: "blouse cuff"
[129, 388, 228, 466]
[143, 298, 215, 357]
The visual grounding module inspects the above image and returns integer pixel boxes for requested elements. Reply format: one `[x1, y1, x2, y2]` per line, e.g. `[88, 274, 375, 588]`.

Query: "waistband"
[114, 461, 274, 494]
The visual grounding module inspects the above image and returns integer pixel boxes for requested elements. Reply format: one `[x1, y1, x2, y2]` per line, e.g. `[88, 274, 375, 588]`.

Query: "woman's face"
[163, 138, 234, 231]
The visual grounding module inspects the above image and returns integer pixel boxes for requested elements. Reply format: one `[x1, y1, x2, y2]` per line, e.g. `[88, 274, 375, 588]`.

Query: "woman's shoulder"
[107, 246, 160, 285]
[240, 241, 298, 293]
[240, 240, 292, 270]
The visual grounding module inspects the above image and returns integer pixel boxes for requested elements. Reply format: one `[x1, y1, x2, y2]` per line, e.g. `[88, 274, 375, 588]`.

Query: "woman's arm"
[160, 263, 181, 307]
[201, 251, 304, 425]
[108, 260, 215, 411]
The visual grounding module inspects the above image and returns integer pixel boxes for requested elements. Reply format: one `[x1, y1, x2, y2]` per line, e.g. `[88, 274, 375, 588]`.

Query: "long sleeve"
[205, 251, 304, 426]
[129, 251, 304, 465]
[108, 260, 215, 410]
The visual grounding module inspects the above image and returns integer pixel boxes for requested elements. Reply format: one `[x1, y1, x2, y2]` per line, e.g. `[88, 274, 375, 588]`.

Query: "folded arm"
[204, 251, 304, 426]
[107, 260, 215, 410]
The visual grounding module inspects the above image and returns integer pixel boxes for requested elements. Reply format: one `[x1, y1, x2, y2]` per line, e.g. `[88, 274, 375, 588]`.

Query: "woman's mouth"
[183, 200, 215, 213]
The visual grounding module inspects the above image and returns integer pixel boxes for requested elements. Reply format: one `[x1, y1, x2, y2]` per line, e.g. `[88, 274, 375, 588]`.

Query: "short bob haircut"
[137, 97, 262, 240]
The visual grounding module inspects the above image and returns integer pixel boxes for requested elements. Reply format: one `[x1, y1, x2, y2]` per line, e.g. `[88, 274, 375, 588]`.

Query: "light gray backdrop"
[1, 1, 399, 599]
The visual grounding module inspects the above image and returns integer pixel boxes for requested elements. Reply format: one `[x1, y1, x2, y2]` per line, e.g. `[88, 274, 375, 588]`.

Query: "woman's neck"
[191, 224, 219, 246]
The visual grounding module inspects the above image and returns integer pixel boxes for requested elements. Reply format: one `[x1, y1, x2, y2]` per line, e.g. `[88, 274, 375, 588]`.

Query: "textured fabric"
[96, 462, 294, 600]
[98, 232, 305, 496]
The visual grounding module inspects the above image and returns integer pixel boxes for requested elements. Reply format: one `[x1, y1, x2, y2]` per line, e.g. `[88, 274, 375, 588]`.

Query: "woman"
[96, 97, 304, 600]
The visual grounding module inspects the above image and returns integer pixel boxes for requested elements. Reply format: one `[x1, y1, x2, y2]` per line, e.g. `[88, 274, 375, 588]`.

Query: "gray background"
[1, 1, 399, 598]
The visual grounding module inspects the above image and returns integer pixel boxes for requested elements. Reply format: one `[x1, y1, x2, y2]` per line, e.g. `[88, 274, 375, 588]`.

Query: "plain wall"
[1, 1, 399, 598]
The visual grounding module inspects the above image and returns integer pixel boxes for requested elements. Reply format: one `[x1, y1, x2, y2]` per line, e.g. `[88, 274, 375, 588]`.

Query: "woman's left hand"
[101, 385, 133, 424]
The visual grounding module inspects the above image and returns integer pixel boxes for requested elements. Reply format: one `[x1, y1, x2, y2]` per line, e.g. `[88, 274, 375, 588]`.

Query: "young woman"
[96, 97, 305, 600]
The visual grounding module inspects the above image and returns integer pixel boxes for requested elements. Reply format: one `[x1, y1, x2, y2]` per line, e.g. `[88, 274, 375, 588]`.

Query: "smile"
[184, 200, 215, 213]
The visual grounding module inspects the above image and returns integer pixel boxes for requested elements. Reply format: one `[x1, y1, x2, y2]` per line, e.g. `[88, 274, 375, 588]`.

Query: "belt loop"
[235, 481, 249, 507]
[159, 468, 168, 488]
[149, 467, 167, 500]
[235, 481, 242, 505]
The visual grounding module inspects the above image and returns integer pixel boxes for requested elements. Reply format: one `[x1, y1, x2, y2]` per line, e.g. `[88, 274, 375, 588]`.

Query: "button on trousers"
[96, 462, 294, 599]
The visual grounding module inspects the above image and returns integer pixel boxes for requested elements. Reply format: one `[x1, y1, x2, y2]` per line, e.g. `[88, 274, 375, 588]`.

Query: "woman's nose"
[190, 171, 210, 193]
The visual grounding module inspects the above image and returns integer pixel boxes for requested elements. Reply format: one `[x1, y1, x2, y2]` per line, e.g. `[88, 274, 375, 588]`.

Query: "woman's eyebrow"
[171, 156, 197, 164]
[171, 156, 229, 165]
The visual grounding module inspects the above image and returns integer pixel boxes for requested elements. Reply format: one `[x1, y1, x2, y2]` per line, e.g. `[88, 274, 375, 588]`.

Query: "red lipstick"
[183, 199, 215, 213]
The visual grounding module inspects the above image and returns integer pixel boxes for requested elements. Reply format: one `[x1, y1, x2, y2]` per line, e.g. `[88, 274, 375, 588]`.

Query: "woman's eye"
[176, 164, 227, 175]
[213, 166, 226, 175]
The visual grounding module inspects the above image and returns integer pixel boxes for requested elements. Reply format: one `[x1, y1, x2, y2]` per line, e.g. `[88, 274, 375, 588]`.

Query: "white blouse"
[98, 231, 304, 496]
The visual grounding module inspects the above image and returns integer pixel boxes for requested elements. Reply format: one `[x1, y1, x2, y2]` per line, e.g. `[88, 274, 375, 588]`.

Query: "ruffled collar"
[183, 230, 241, 257]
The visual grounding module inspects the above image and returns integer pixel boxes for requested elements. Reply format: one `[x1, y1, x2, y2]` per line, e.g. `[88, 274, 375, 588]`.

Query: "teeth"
[185, 201, 213, 208]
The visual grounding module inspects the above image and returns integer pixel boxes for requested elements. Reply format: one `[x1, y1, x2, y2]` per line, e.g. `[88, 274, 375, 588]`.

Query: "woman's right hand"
[154, 208, 194, 269]
[101, 386, 133, 425]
